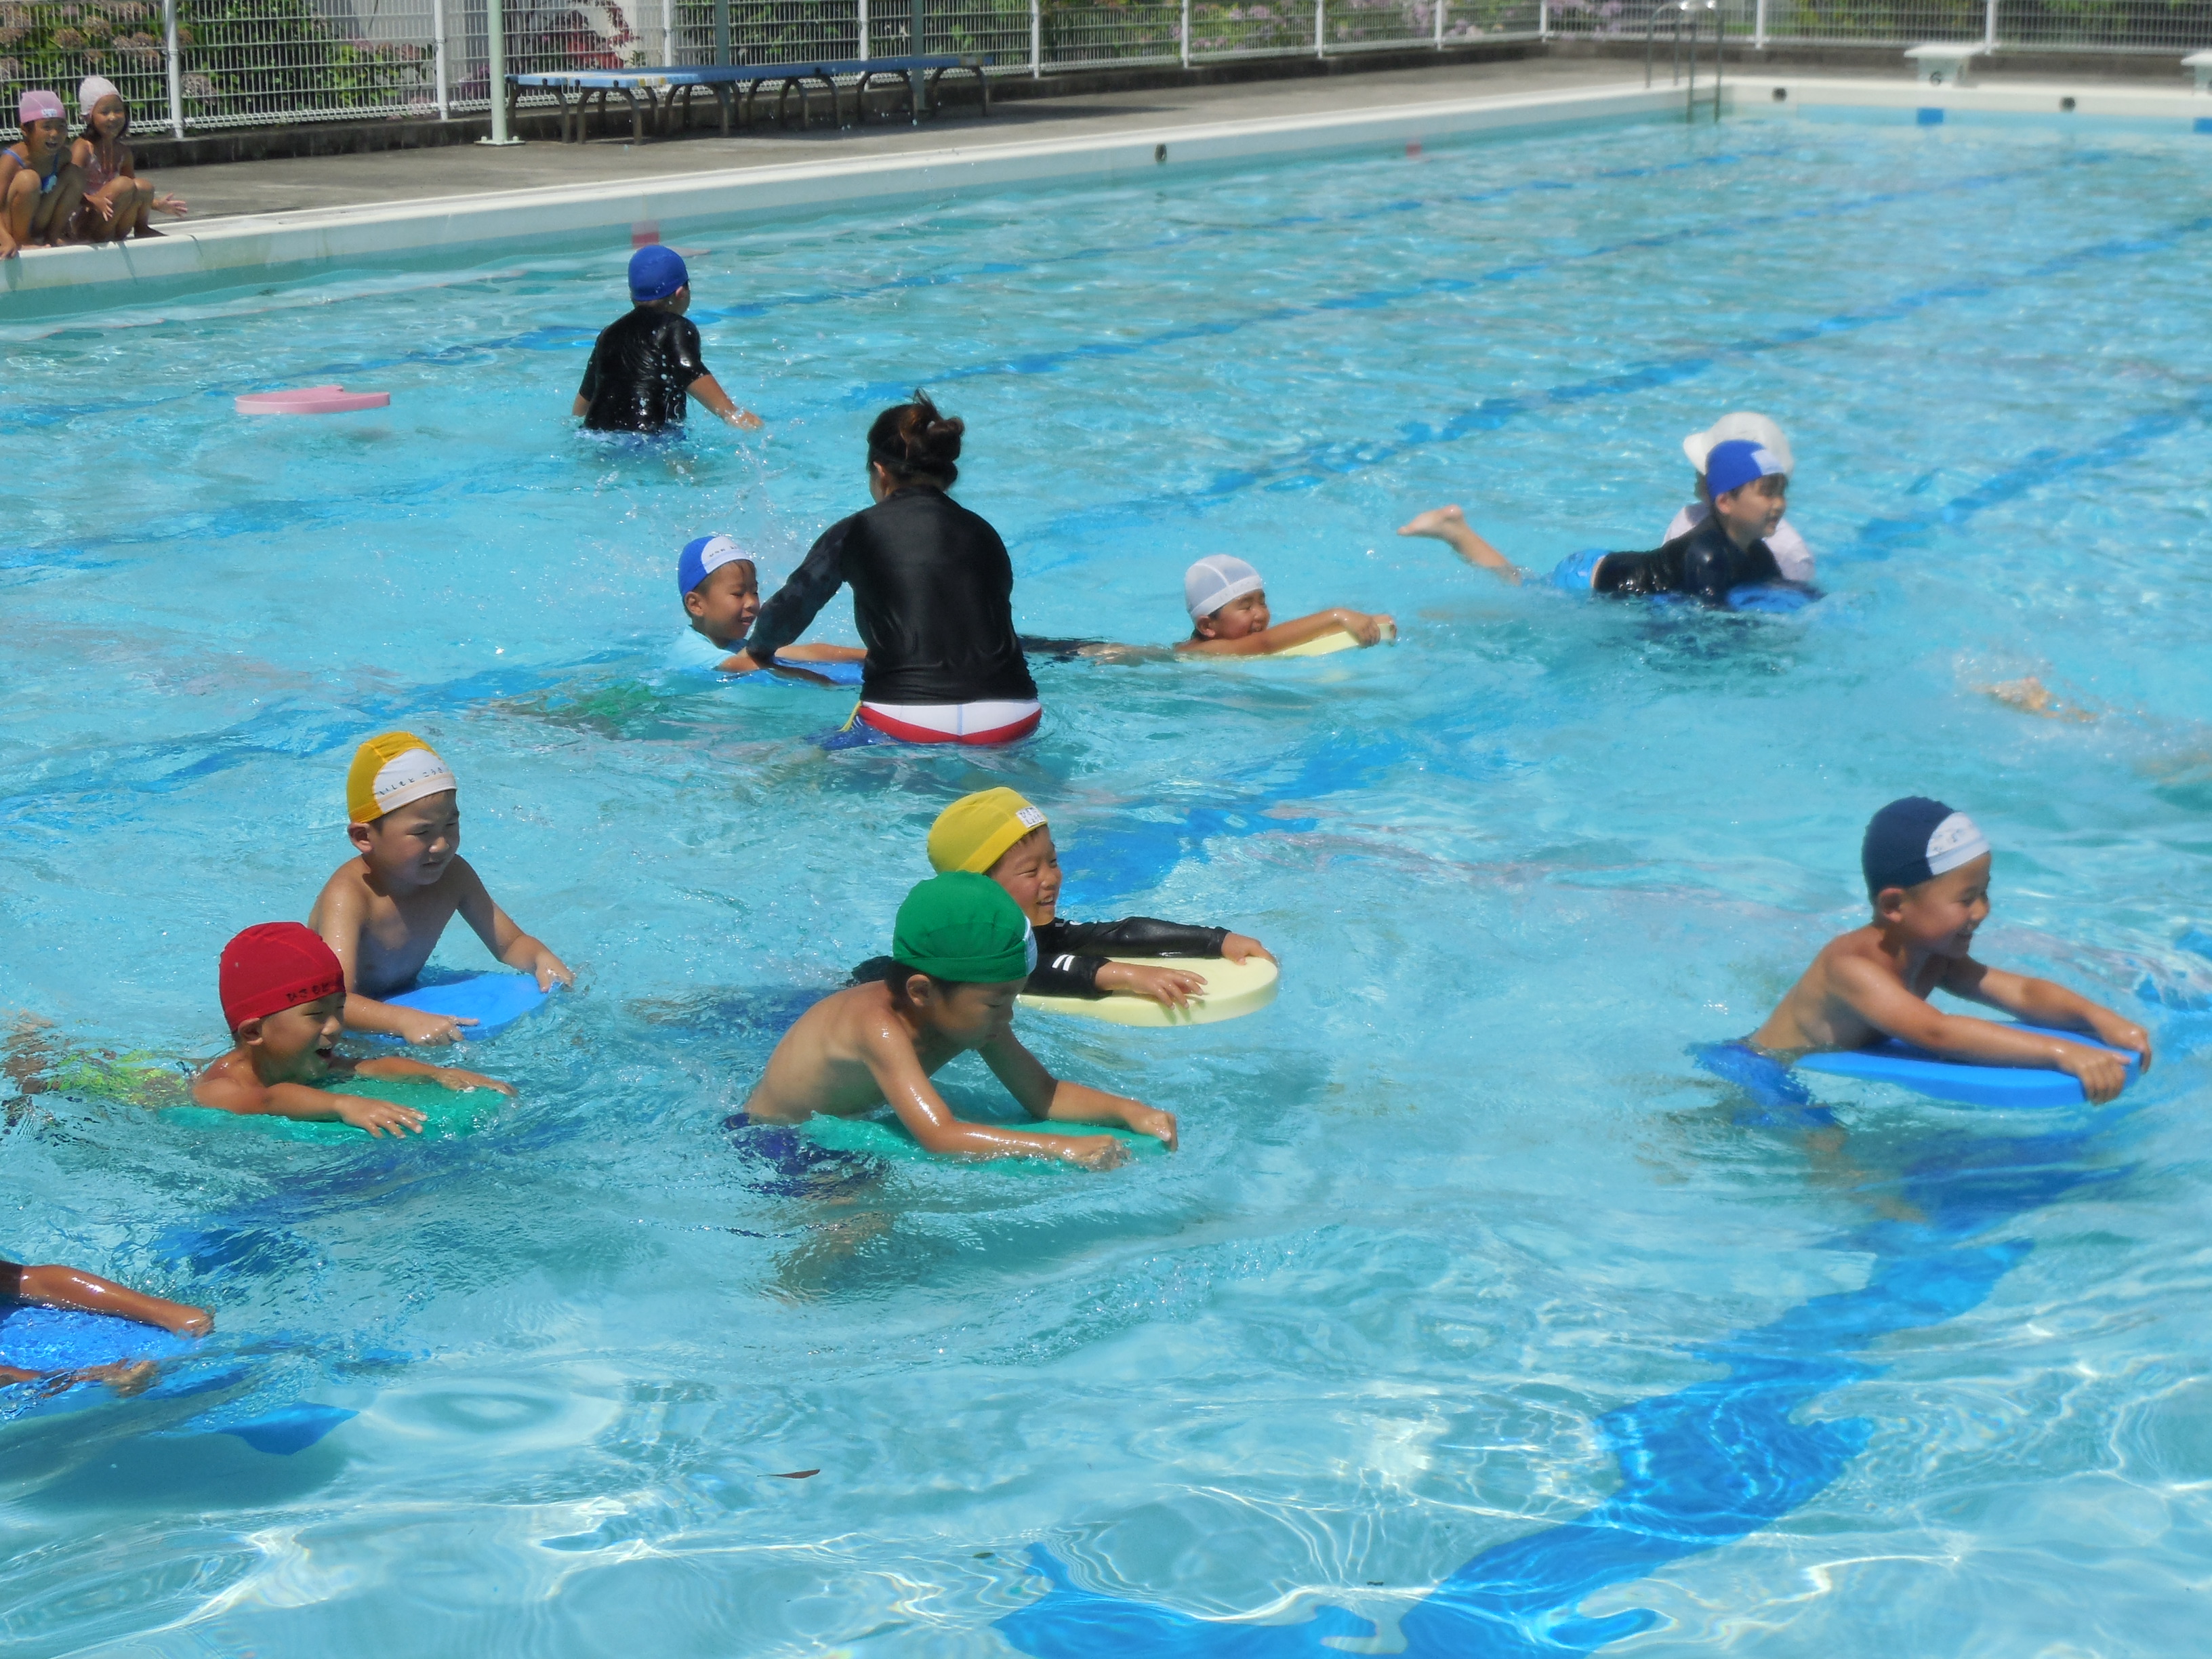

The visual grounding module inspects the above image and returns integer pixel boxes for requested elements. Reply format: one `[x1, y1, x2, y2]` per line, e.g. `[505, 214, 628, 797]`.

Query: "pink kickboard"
[235, 384, 392, 415]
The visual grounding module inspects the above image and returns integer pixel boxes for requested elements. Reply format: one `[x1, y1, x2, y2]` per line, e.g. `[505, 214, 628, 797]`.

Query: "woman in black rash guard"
[723, 393, 1041, 745]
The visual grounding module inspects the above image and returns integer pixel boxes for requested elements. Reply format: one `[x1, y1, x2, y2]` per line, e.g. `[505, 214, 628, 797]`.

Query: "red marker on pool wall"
[631, 221, 661, 247]
[1406, 140, 1422, 158]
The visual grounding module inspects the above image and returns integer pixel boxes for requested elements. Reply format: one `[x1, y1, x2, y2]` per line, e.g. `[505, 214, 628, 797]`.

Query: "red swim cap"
[219, 922, 345, 1032]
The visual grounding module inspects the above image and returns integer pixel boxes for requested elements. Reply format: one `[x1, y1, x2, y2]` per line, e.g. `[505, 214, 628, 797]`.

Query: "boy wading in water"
[742, 874, 1177, 1168]
[1748, 797, 2150, 1101]
[573, 246, 762, 435]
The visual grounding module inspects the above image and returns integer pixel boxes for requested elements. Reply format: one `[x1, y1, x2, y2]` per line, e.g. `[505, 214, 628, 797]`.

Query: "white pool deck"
[4, 60, 2205, 315]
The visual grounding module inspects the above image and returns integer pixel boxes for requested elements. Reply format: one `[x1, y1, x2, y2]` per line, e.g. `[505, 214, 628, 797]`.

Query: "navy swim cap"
[1862, 796, 1991, 896]
[1705, 438, 1788, 499]
[629, 244, 689, 304]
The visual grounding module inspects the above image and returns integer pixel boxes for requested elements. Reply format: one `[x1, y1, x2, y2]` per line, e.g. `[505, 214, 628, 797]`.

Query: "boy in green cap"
[741, 873, 1176, 1169]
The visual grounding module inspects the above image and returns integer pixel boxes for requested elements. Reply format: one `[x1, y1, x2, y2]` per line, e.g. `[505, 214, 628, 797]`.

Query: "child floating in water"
[1746, 797, 2150, 1101]
[1398, 440, 1816, 607]
[670, 533, 866, 678]
[1178, 556, 1393, 657]
[926, 787, 1273, 1010]
[309, 733, 573, 1045]
[191, 923, 514, 1136]
[743, 874, 1176, 1168]
[1, 1257, 211, 1389]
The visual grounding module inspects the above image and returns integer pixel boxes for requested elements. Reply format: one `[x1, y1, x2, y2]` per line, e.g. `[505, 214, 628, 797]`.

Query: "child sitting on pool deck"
[671, 533, 867, 678]
[1179, 556, 1393, 657]
[309, 733, 573, 1045]
[1398, 440, 1816, 607]
[192, 924, 514, 1136]
[1744, 797, 2150, 1101]
[1, 91, 86, 259]
[926, 787, 1273, 1009]
[743, 873, 1176, 1169]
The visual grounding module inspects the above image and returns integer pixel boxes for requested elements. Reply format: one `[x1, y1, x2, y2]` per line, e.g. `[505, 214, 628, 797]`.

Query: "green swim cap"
[891, 872, 1038, 985]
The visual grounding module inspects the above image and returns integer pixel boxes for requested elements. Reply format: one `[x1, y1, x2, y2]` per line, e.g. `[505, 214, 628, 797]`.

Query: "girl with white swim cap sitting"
[722, 393, 1044, 746]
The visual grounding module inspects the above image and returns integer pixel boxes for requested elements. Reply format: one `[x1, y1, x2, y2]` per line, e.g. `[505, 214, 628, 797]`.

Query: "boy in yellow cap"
[308, 731, 573, 1044]
[743, 874, 1175, 1168]
[927, 787, 1273, 1010]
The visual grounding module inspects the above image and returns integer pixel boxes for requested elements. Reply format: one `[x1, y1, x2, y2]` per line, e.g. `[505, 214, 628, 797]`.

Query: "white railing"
[1, 0, 2204, 141]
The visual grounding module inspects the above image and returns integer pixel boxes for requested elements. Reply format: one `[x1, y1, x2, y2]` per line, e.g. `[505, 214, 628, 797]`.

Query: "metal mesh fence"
[3, 0, 2208, 140]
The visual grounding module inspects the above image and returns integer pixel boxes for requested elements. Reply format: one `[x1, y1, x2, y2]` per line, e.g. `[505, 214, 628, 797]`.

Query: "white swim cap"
[1185, 555, 1264, 620]
[1683, 413, 1795, 477]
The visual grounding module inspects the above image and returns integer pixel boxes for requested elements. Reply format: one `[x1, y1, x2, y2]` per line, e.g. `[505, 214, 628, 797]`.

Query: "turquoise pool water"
[5, 109, 2212, 1655]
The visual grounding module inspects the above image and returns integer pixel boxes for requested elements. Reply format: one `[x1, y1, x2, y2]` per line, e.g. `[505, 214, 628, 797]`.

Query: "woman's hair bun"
[867, 390, 964, 486]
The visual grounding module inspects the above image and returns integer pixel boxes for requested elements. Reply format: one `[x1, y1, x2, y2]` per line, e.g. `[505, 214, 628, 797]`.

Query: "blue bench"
[507, 56, 993, 144]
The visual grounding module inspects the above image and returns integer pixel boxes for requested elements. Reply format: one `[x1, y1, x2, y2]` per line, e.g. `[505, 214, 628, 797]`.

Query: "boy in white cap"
[69, 77, 184, 243]
[308, 731, 573, 1044]
[1664, 413, 1814, 581]
[1, 91, 86, 258]
[1176, 555, 1393, 657]
[1747, 796, 2149, 1100]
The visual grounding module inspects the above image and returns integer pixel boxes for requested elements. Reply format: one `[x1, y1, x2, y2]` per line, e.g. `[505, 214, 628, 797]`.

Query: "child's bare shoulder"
[190, 1050, 258, 1111]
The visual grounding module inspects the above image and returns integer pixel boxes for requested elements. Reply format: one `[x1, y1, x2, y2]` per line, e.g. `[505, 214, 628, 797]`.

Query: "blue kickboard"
[736, 656, 865, 687]
[382, 972, 552, 1040]
[1795, 1023, 2140, 1108]
[0, 1305, 192, 1370]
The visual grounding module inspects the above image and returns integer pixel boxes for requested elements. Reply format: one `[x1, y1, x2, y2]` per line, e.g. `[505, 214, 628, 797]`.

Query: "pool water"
[5, 110, 2212, 1656]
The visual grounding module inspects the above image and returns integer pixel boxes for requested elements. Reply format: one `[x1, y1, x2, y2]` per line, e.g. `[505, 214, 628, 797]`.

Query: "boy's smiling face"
[987, 826, 1061, 926]
[1878, 852, 1992, 959]
[1714, 474, 1788, 543]
[247, 991, 346, 1081]
[1195, 588, 1271, 640]
[351, 790, 460, 890]
[684, 559, 760, 643]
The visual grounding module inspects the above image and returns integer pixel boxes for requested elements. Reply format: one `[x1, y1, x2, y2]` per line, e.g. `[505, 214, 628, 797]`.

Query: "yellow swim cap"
[926, 787, 1049, 874]
[346, 731, 457, 824]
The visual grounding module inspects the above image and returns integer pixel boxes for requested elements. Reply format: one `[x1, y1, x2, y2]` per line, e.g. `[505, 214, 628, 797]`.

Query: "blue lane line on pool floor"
[996, 1113, 2135, 1657]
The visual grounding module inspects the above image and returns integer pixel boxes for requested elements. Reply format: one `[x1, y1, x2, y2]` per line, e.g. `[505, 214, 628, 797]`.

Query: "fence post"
[859, 0, 869, 58]
[432, 0, 450, 117]
[1030, 0, 1041, 77]
[1434, 0, 1444, 47]
[482, 0, 520, 142]
[1753, 0, 1765, 49]
[1181, 0, 1190, 67]
[161, 0, 184, 138]
[1315, 0, 1324, 56]
[1983, 0, 1996, 48]
[661, 0, 673, 62]
[1538, 0, 1549, 41]
[715, 0, 731, 63]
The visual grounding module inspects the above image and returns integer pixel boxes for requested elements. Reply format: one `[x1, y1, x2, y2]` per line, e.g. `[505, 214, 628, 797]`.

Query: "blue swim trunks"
[1689, 1039, 1837, 1127]
[723, 1111, 882, 1197]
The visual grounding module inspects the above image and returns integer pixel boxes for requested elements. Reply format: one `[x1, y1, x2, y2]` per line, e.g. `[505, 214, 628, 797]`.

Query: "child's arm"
[1830, 955, 2135, 1103]
[2, 1260, 211, 1336]
[772, 642, 867, 663]
[191, 1066, 428, 1136]
[685, 371, 764, 432]
[451, 861, 574, 991]
[979, 1030, 1177, 1150]
[1941, 960, 2152, 1071]
[312, 874, 477, 1044]
[1180, 608, 1394, 657]
[860, 1025, 1132, 1168]
[346, 1054, 517, 1097]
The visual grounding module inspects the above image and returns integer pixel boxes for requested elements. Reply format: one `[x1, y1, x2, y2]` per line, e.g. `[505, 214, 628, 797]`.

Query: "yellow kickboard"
[1019, 954, 1279, 1028]
[1269, 620, 1395, 658]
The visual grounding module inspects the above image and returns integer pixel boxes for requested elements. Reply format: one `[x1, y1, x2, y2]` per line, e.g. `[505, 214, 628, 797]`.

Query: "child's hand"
[1061, 1136, 1131, 1171]
[429, 1066, 516, 1097]
[1220, 933, 1275, 966]
[335, 1095, 428, 1137]
[728, 408, 764, 432]
[394, 1009, 474, 1046]
[170, 1307, 214, 1337]
[532, 951, 575, 992]
[1334, 609, 1394, 647]
[1096, 962, 1209, 1008]
[1123, 1105, 1178, 1151]
[2055, 1044, 2129, 1105]
[155, 193, 187, 218]
[2089, 1013, 2152, 1073]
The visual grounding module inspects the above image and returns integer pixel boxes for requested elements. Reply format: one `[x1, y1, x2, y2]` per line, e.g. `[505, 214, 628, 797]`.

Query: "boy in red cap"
[190, 923, 513, 1136]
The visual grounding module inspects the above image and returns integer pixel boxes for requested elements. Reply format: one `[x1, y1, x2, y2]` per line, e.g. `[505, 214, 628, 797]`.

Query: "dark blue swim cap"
[1705, 438, 1788, 499]
[628, 244, 689, 304]
[1862, 796, 1991, 895]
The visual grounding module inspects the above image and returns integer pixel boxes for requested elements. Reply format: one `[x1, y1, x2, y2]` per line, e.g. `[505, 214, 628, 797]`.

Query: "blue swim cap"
[677, 533, 750, 597]
[1862, 796, 1991, 896]
[1705, 438, 1788, 499]
[629, 244, 689, 304]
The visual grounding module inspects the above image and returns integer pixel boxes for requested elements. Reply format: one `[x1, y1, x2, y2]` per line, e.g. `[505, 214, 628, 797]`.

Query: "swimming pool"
[4, 106, 2210, 1656]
